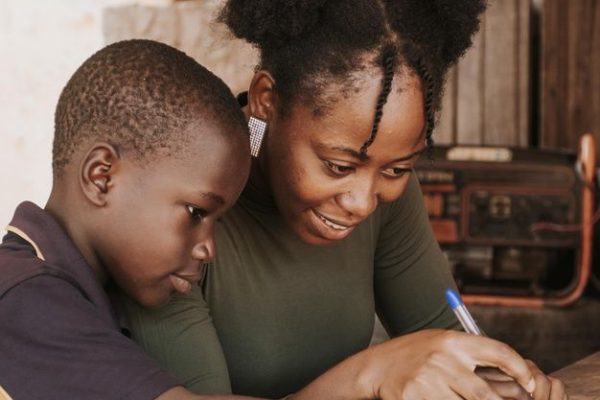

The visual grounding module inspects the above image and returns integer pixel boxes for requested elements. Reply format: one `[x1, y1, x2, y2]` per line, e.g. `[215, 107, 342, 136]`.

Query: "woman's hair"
[220, 0, 486, 156]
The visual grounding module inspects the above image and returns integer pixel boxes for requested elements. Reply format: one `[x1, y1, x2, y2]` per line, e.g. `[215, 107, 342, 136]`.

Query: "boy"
[0, 39, 255, 399]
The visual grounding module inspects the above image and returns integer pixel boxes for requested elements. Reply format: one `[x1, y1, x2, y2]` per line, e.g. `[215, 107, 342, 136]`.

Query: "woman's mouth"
[309, 209, 355, 241]
[315, 212, 350, 231]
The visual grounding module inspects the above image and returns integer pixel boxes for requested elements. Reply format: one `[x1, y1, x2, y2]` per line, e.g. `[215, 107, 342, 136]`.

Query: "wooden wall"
[540, 0, 600, 153]
[103, 0, 600, 154]
[103, 0, 258, 95]
[435, 0, 531, 147]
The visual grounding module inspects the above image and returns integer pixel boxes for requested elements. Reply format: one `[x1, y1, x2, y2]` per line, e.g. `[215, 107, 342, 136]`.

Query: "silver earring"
[248, 116, 267, 157]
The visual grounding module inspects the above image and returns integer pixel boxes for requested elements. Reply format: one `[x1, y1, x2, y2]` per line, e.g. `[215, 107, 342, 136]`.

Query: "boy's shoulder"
[0, 233, 83, 301]
[0, 203, 179, 399]
[0, 237, 48, 297]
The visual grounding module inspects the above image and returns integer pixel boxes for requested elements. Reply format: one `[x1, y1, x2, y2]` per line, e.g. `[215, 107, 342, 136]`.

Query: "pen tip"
[445, 288, 462, 309]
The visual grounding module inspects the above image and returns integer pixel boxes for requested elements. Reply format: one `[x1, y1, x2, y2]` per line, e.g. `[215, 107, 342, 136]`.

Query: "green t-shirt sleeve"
[122, 285, 232, 395]
[374, 174, 460, 336]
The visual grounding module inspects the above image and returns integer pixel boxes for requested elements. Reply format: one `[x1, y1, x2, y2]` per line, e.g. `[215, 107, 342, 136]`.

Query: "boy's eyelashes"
[186, 204, 207, 221]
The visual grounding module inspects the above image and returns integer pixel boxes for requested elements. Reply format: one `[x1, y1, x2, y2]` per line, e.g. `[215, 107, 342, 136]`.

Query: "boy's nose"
[191, 235, 215, 264]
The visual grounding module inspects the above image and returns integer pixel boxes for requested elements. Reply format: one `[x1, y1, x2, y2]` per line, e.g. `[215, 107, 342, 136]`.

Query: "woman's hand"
[477, 363, 567, 400]
[291, 329, 560, 400]
[527, 360, 567, 400]
[357, 329, 536, 400]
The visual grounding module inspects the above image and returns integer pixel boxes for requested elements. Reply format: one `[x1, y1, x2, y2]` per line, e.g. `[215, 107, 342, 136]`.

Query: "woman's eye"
[325, 161, 354, 176]
[186, 205, 206, 221]
[382, 166, 412, 178]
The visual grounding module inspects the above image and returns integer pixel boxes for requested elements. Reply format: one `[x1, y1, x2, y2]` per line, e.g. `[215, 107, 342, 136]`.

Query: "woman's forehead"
[285, 74, 425, 151]
[300, 66, 422, 118]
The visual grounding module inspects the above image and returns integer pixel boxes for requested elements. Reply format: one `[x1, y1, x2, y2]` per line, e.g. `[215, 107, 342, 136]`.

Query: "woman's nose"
[337, 180, 378, 219]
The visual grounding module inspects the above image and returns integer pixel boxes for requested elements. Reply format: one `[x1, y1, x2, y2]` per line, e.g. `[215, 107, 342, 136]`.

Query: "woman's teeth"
[317, 213, 349, 231]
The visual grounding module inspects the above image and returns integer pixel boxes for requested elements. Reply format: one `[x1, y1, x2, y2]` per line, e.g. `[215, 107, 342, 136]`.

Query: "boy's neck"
[45, 189, 109, 286]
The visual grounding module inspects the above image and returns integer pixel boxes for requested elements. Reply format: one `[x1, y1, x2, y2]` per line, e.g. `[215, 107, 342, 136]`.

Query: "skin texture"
[46, 120, 250, 309]
[243, 64, 568, 400]
[249, 68, 426, 245]
[45, 120, 263, 400]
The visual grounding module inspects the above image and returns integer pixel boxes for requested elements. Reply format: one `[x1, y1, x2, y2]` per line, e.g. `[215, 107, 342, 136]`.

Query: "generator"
[416, 134, 596, 307]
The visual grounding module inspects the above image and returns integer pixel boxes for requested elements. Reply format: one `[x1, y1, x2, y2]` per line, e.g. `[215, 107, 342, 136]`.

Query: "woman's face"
[264, 70, 426, 245]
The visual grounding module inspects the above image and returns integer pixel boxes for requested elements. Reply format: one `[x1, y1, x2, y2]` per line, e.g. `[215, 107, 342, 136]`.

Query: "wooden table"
[551, 351, 600, 399]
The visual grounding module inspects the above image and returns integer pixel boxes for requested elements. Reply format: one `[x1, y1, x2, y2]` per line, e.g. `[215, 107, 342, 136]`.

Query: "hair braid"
[417, 60, 436, 158]
[359, 49, 395, 160]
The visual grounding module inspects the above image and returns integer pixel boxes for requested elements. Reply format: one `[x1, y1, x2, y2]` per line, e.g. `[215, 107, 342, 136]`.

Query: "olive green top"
[124, 174, 459, 398]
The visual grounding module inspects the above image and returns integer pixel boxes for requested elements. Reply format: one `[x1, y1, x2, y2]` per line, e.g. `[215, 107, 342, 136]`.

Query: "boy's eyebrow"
[324, 144, 426, 163]
[198, 191, 225, 206]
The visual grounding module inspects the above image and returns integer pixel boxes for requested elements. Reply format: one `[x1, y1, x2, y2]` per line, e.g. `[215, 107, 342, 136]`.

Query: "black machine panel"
[415, 145, 582, 296]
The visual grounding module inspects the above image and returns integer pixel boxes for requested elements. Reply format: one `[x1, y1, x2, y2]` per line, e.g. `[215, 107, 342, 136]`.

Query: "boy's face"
[95, 123, 249, 307]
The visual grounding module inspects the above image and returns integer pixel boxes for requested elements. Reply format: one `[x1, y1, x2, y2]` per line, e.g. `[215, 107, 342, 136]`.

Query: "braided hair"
[220, 0, 486, 155]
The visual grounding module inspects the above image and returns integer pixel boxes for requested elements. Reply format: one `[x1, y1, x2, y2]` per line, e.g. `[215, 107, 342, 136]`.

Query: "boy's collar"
[6, 201, 86, 270]
[4, 201, 123, 330]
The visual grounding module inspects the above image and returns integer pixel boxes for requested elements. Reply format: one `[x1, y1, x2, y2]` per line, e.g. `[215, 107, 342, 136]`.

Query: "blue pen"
[445, 288, 482, 335]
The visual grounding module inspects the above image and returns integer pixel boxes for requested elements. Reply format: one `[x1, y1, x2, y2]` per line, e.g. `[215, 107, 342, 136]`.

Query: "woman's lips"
[315, 212, 351, 230]
[310, 209, 356, 240]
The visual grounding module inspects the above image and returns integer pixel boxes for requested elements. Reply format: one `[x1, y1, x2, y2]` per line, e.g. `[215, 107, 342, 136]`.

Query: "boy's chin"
[130, 291, 171, 309]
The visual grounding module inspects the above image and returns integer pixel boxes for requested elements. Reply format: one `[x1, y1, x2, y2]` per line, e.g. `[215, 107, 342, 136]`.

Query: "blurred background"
[1, 0, 599, 372]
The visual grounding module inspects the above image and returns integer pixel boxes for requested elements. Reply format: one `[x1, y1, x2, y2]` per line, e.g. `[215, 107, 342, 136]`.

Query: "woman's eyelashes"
[381, 166, 413, 178]
[324, 160, 412, 179]
[324, 160, 355, 176]
[186, 205, 207, 222]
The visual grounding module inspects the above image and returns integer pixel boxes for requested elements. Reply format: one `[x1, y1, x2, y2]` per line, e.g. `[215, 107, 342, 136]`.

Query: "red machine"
[416, 133, 596, 307]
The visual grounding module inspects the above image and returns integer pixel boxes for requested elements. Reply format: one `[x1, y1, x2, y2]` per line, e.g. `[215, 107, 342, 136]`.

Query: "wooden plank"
[517, 0, 531, 147]
[551, 351, 600, 399]
[483, 0, 520, 146]
[541, 0, 600, 153]
[567, 0, 597, 150]
[540, 0, 572, 149]
[592, 0, 600, 155]
[102, 1, 257, 94]
[456, 23, 484, 145]
[434, 65, 457, 145]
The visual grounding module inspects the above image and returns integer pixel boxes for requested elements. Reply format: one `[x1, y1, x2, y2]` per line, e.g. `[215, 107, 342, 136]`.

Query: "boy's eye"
[325, 160, 354, 176]
[381, 166, 412, 178]
[186, 205, 206, 221]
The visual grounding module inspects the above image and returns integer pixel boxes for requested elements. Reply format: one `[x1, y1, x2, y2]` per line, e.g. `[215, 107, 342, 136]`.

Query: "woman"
[125, 1, 566, 399]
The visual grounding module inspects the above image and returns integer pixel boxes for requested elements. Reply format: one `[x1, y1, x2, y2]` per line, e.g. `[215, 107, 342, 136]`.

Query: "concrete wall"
[0, 0, 257, 231]
[0, 0, 132, 230]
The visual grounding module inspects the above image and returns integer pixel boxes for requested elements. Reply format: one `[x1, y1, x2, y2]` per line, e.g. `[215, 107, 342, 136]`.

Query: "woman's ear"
[79, 143, 120, 207]
[248, 70, 276, 121]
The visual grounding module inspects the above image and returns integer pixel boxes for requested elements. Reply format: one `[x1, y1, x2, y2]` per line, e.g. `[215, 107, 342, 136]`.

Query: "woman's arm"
[373, 174, 459, 334]
[124, 286, 232, 394]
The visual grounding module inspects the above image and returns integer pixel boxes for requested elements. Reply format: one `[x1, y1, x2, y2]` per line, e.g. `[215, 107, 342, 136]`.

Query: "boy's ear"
[79, 143, 120, 207]
[248, 70, 276, 121]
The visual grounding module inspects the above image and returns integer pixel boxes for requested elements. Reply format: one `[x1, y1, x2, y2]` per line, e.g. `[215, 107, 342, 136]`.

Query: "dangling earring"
[248, 115, 267, 157]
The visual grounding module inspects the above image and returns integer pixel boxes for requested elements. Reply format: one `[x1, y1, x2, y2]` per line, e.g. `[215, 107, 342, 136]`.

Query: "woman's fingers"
[452, 333, 535, 394]
[549, 376, 567, 400]
[485, 379, 531, 400]
[475, 366, 530, 399]
[445, 365, 503, 400]
[525, 360, 567, 400]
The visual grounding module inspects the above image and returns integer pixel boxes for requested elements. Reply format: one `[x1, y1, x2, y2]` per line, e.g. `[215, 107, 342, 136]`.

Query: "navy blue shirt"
[0, 202, 178, 399]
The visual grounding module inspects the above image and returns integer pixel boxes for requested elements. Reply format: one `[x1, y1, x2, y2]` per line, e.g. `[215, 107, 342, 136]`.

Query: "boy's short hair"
[53, 39, 246, 176]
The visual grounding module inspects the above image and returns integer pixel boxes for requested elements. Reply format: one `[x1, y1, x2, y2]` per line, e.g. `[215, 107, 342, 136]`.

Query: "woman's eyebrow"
[320, 143, 426, 163]
[389, 147, 427, 162]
